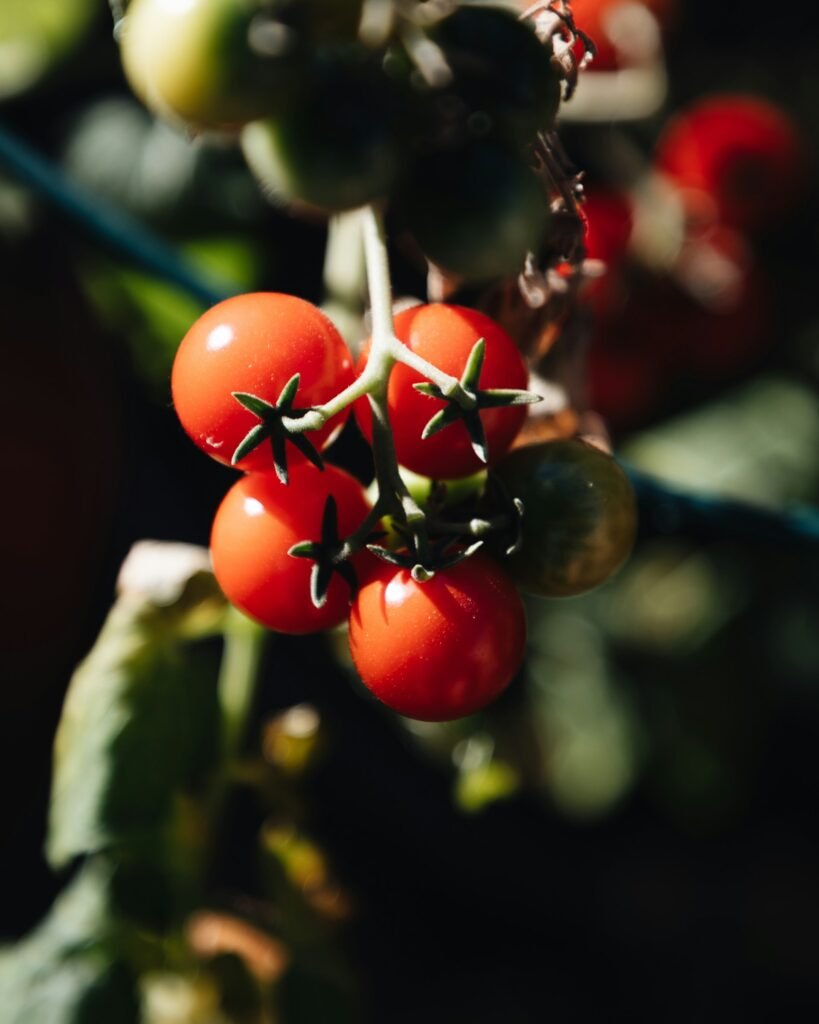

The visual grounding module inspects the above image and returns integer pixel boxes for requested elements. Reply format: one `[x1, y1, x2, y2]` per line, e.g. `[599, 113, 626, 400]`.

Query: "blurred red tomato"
[581, 188, 634, 316]
[571, 0, 676, 71]
[587, 227, 772, 427]
[655, 94, 805, 231]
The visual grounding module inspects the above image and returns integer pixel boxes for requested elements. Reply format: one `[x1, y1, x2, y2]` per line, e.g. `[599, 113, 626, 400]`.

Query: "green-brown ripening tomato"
[495, 439, 637, 597]
[428, 6, 561, 147]
[402, 142, 548, 280]
[241, 55, 405, 212]
[121, 0, 305, 132]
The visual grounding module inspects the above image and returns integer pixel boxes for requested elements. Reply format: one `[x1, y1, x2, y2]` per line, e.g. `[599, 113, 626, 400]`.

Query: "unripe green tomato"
[241, 55, 405, 212]
[495, 440, 637, 597]
[402, 142, 548, 280]
[120, 0, 304, 131]
[429, 6, 560, 147]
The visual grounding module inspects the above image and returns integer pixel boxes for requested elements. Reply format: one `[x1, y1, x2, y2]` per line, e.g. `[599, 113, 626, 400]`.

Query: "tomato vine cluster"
[172, 288, 636, 721]
[121, 0, 638, 721]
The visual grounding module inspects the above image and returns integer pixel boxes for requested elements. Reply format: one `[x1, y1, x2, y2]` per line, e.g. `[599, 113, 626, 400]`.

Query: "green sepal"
[230, 375, 324, 483]
[310, 562, 334, 610]
[462, 410, 489, 464]
[366, 545, 415, 567]
[421, 403, 464, 441]
[276, 372, 302, 410]
[289, 496, 358, 609]
[461, 337, 486, 390]
[477, 389, 541, 408]
[232, 391, 277, 419]
[288, 541, 321, 559]
[413, 338, 540, 462]
[231, 422, 270, 466]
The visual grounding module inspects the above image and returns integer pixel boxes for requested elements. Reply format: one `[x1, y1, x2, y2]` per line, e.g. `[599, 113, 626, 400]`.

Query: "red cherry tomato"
[354, 304, 529, 479]
[348, 554, 526, 721]
[210, 463, 370, 634]
[655, 94, 804, 231]
[172, 293, 354, 472]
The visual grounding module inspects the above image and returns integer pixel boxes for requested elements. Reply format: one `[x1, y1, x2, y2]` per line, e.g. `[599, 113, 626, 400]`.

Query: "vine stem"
[360, 206, 431, 559]
[284, 205, 471, 435]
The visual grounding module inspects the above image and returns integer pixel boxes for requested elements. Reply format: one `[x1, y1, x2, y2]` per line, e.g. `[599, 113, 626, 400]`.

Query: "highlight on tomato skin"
[495, 439, 637, 597]
[354, 303, 530, 480]
[348, 554, 527, 722]
[171, 292, 354, 473]
[210, 463, 371, 634]
[654, 94, 805, 231]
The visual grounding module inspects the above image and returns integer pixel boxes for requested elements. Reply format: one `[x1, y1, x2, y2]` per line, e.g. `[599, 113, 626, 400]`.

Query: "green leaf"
[0, 0, 96, 101]
[47, 547, 225, 870]
[0, 861, 139, 1024]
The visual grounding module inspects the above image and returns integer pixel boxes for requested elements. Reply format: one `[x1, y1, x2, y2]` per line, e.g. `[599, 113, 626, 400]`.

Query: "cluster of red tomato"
[172, 295, 636, 721]
[582, 92, 803, 427]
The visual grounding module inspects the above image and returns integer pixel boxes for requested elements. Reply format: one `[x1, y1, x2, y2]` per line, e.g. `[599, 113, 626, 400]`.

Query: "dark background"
[2, 1, 819, 1019]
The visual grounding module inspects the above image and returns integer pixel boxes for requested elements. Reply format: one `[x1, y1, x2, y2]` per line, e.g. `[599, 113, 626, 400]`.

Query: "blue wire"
[0, 121, 236, 308]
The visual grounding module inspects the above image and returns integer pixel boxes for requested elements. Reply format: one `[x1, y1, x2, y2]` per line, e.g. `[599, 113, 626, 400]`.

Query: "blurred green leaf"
[0, 861, 139, 1024]
[528, 606, 642, 818]
[455, 759, 519, 814]
[47, 544, 226, 871]
[63, 98, 268, 230]
[0, 0, 96, 101]
[623, 375, 819, 505]
[81, 236, 257, 392]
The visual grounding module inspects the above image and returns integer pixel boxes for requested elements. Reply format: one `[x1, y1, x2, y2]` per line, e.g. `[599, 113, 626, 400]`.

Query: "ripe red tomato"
[172, 293, 354, 472]
[354, 304, 529, 479]
[210, 463, 371, 634]
[655, 94, 804, 231]
[348, 554, 526, 721]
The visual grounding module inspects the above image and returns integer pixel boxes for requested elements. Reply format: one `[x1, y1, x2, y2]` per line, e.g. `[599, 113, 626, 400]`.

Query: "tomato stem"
[360, 205, 432, 565]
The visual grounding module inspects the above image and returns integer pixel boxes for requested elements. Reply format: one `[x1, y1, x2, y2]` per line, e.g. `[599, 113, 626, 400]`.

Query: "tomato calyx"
[231, 373, 324, 484]
[366, 534, 485, 583]
[412, 338, 540, 464]
[477, 473, 526, 558]
[288, 494, 363, 609]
